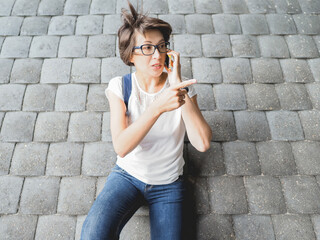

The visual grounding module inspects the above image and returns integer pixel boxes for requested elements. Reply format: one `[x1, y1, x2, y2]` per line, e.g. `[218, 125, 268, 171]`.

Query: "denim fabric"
[80, 164, 186, 240]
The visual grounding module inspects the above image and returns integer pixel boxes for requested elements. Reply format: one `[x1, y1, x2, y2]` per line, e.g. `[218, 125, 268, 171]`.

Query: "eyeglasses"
[132, 42, 170, 56]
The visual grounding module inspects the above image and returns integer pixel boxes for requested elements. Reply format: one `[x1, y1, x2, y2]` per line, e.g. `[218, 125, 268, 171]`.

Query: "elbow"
[197, 141, 211, 152]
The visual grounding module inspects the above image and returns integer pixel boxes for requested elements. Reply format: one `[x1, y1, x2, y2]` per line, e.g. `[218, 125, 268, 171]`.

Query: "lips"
[152, 64, 162, 67]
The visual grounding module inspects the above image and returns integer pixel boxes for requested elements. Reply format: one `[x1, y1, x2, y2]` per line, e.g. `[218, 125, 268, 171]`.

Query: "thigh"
[81, 168, 144, 240]
[148, 177, 186, 240]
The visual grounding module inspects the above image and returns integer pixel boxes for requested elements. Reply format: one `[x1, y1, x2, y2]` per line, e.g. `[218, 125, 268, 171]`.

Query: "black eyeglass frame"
[132, 42, 170, 56]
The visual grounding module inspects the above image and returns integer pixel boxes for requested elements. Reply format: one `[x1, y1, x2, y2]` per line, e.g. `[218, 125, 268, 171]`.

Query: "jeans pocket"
[111, 164, 127, 174]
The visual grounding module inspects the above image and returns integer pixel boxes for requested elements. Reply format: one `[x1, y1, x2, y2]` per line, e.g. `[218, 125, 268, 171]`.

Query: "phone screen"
[165, 55, 169, 67]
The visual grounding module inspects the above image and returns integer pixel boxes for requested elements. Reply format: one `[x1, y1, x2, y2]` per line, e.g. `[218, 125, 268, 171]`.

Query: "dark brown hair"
[118, 1, 172, 66]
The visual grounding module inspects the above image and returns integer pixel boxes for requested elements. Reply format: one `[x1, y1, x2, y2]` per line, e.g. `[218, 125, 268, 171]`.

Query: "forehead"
[134, 29, 164, 44]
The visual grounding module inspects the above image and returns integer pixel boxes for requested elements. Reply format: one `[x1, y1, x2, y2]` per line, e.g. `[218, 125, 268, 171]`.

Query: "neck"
[135, 71, 167, 93]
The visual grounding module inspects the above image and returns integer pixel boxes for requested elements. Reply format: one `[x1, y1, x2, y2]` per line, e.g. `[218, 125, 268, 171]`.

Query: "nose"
[152, 47, 161, 58]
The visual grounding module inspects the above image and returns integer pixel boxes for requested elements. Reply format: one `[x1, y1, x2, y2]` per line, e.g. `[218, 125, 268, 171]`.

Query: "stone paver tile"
[187, 142, 225, 177]
[34, 112, 69, 142]
[212, 14, 241, 34]
[29, 36, 59, 58]
[252, 58, 283, 83]
[55, 84, 88, 111]
[46, 142, 83, 176]
[186, 176, 211, 214]
[214, 84, 246, 110]
[223, 141, 261, 176]
[87, 84, 109, 112]
[10, 58, 42, 84]
[64, 0, 91, 15]
[0, 175, 24, 213]
[233, 215, 275, 240]
[116, 0, 139, 14]
[180, 58, 193, 79]
[75, 215, 86, 240]
[167, 0, 194, 13]
[299, 110, 320, 140]
[0, 36, 32, 58]
[82, 142, 116, 176]
[280, 59, 314, 83]
[12, 0, 40, 16]
[0, 84, 25, 111]
[40, 58, 72, 84]
[35, 215, 77, 240]
[297, 0, 320, 13]
[87, 35, 116, 58]
[194, 0, 222, 13]
[20, 17, 50, 35]
[259, 36, 290, 58]
[266, 14, 297, 34]
[272, 215, 316, 240]
[143, 0, 169, 14]
[0, 215, 37, 239]
[158, 14, 186, 34]
[293, 14, 320, 35]
[0, 59, 13, 83]
[0, 17, 23, 35]
[119, 216, 150, 240]
[201, 34, 232, 58]
[306, 83, 320, 110]
[173, 34, 202, 57]
[256, 141, 297, 176]
[266, 111, 304, 141]
[0, 112, 37, 142]
[281, 176, 320, 214]
[90, 0, 116, 14]
[274, 0, 302, 13]
[71, 58, 101, 83]
[10, 142, 48, 176]
[102, 112, 112, 142]
[58, 36, 87, 58]
[0, 36, 4, 48]
[221, 58, 252, 83]
[230, 35, 260, 57]
[68, 112, 102, 142]
[286, 35, 319, 58]
[38, 0, 65, 15]
[20, 176, 60, 214]
[96, 177, 108, 198]
[245, 176, 286, 214]
[57, 176, 96, 215]
[312, 215, 320, 239]
[193, 84, 215, 110]
[23, 84, 56, 111]
[291, 141, 320, 175]
[220, 0, 248, 13]
[208, 176, 248, 214]
[76, 15, 103, 35]
[48, 16, 76, 35]
[234, 111, 271, 141]
[276, 83, 312, 110]
[197, 214, 235, 240]
[245, 84, 280, 110]
[202, 111, 237, 141]
[103, 14, 121, 34]
[0, 143, 15, 175]
[192, 58, 222, 83]
[245, 0, 276, 13]
[101, 57, 130, 83]
[314, 35, 320, 53]
[239, 14, 269, 35]
[309, 59, 320, 82]
[0, 0, 16, 16]
[185, 14, 214, 34]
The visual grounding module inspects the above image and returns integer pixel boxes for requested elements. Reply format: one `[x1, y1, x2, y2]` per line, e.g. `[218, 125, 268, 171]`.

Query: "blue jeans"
[81, 164, 186, 240]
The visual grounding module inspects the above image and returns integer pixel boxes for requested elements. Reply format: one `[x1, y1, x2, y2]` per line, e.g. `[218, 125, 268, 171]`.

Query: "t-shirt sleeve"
[181, 76, 197, 99]
[105, 76, 123, 101]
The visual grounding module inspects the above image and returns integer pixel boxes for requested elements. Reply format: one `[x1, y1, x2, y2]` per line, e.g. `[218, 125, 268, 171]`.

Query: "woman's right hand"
[152, 79, 197, 114]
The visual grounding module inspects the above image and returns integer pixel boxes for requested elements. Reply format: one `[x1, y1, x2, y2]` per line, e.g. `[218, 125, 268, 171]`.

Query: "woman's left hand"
[164, 50, 182, 85]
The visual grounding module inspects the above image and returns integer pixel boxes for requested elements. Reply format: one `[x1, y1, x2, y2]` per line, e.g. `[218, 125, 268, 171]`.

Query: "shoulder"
[105, 76, 123, 100]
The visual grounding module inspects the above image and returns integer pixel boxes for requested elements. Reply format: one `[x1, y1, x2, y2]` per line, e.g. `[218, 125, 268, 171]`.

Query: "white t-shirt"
[105, 72, 197, 185]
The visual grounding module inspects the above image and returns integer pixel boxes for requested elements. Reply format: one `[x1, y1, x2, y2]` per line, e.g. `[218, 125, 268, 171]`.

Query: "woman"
[81, 2, 212, 239]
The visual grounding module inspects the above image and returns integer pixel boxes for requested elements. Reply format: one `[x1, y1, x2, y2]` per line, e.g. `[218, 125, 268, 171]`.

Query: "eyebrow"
[143, 39, 165, 44]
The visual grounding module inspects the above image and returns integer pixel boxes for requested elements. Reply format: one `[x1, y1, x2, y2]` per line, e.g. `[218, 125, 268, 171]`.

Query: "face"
[130, 29, 167, 78]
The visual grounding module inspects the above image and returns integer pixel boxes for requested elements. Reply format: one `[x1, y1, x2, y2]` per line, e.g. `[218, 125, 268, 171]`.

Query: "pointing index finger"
[173, 79, 197, 90]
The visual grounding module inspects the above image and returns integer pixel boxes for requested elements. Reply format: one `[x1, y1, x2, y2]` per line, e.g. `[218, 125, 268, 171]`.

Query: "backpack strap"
[122, 73, 132, 116]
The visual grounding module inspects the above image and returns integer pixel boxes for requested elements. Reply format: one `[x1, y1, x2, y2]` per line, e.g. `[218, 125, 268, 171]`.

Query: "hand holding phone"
[165, 54, 174, 71]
